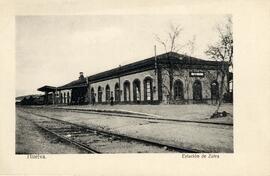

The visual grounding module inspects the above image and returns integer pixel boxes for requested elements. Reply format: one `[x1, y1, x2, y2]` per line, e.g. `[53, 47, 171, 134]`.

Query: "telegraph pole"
[118, 65, 121, 102]
[154, 45, 157, 75]
[154, 45, 159, 102]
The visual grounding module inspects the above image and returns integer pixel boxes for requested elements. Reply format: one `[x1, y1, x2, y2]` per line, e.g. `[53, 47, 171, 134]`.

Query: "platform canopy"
[37, 85, 56, 92]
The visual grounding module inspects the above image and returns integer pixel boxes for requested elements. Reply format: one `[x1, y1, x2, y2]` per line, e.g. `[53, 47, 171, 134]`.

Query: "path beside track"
[17, 106, 233, 153]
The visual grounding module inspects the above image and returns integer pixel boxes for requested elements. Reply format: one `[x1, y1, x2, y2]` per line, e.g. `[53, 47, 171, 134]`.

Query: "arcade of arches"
[89, 76, 220, 104]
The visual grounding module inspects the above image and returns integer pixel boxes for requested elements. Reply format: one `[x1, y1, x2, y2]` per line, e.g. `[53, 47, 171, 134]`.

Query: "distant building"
[37, 52, 229, 105]
[16, 94, 44, 105]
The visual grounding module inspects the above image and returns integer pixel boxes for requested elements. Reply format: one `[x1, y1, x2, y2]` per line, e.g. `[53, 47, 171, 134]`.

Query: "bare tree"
[176, 35, 196, 103]
[155, 24, 182, 53]
[205, 16, 233, 114]
[155, 24, 196, 103]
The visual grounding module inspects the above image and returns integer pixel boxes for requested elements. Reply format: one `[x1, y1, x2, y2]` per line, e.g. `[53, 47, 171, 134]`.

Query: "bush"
[223, 92, 233, 103]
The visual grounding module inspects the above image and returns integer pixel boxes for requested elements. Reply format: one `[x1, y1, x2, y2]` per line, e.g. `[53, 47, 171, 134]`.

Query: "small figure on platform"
[110, 95, 114, 106]
[92, 94, 96, 106]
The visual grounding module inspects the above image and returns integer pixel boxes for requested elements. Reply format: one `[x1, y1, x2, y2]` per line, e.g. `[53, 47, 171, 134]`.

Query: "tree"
[155, 24, 196, 103]
[205, 16, 233, 114]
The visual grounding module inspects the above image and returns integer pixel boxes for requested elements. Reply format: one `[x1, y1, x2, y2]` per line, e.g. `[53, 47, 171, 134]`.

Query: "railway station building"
[37, 52, 229, 105]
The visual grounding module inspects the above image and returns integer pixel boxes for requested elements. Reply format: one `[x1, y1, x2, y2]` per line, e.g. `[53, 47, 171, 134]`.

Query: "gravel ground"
[18, 110, 172, 153]
[20, 107, 233, 153]
[16, 111, 89, 154]
[57, 104, 233, 124]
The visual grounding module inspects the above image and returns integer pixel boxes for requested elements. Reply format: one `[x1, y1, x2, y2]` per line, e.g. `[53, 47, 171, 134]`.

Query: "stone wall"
[161, 67, 228, 103]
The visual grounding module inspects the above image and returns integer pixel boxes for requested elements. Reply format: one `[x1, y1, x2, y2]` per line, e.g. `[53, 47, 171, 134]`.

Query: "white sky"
[16, 15, 227, 97]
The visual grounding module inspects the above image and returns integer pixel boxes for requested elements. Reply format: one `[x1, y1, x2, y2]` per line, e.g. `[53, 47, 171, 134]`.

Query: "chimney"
[79, 72, 84, 80]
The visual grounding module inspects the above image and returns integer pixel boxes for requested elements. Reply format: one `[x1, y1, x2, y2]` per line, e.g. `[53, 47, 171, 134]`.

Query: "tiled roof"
[58, 78, 87, 90]
[87, 52, 221, 82]
[54, 52, 223, 90]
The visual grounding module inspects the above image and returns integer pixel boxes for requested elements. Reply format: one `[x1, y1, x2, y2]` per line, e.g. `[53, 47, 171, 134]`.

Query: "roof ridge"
[56, 52, 219, 89]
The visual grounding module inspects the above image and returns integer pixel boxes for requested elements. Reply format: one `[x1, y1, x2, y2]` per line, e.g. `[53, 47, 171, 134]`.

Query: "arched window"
[123, 81, 130, 102]
[211, 81, 219, 101]
[174, 80, 184, 100]
[193, 80, 202, 101]
[105, 85, 110, 102]
[229, 80, 233, 93]
[98, 86, 102, 103]
[63, 92, 66, 104]
[115, 83, 120, 102]
[144, 77, 153, 102]
[133, 79, 141, 103]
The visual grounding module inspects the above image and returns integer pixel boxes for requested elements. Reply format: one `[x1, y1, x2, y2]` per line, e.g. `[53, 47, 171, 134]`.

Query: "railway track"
[18, 109, 201, 154]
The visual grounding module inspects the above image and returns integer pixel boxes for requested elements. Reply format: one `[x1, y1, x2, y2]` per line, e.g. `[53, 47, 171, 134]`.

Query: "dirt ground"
[58, 103, 233, 124]
[19, 106, 233, 153]
[16, 112, 88, 154]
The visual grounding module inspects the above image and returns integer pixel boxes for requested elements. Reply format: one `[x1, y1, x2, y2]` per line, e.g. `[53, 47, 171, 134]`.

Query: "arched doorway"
[67, 92, 70, 104]
[174, 80, 184, 100]
[63, 92, 66, 104]
[90, 87, 95, 104]
[60, 93, 63, 104]
[98, 86, 102, 103]
[144, 77, 153, 102]
[133, 79, 141, 103]
[193, 80, 202, 101]
[211, 81, 219, 103]
[115, 83, 120, 102]
[105, 85, 110, 103]
[123, 81, 130, 102]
